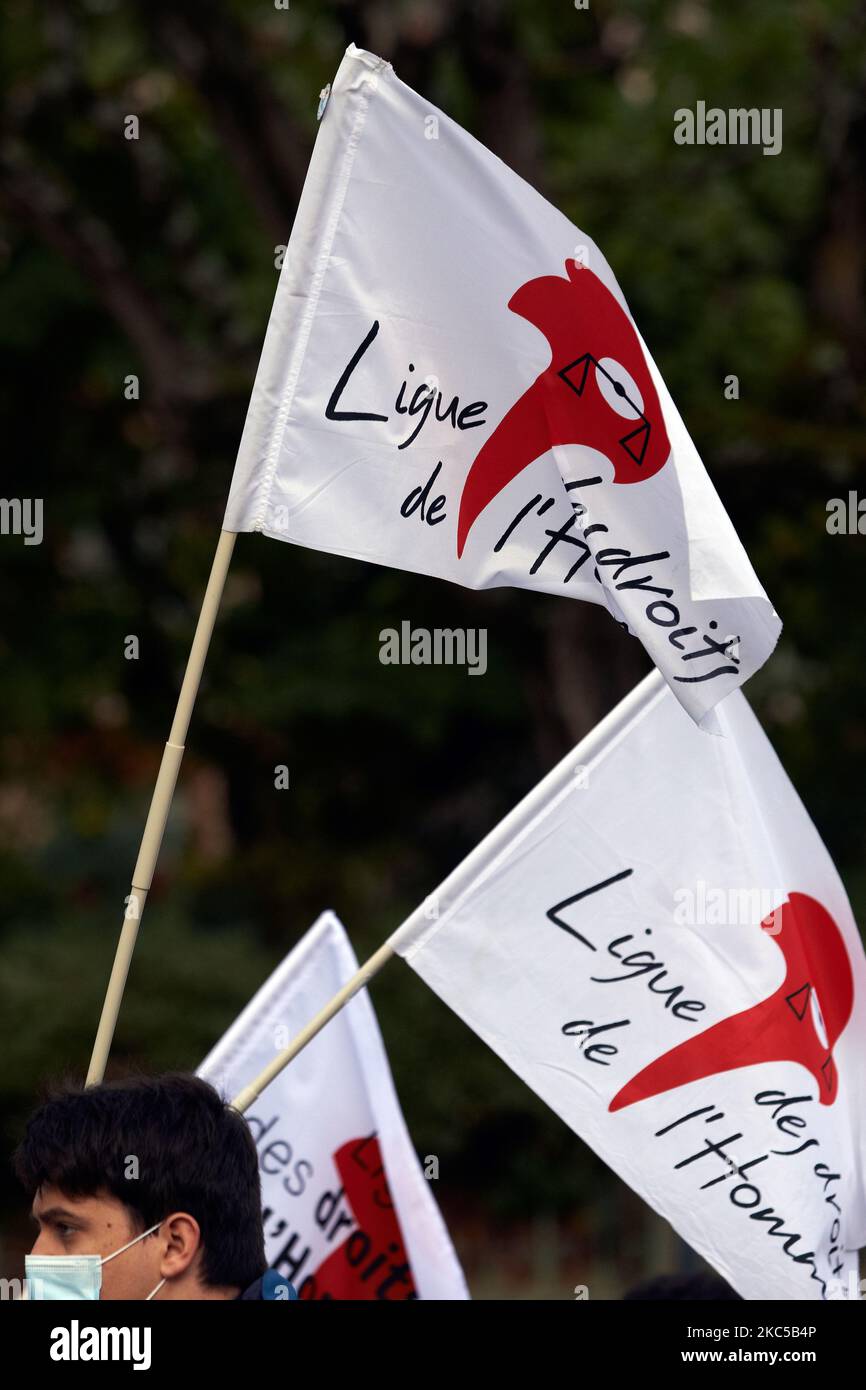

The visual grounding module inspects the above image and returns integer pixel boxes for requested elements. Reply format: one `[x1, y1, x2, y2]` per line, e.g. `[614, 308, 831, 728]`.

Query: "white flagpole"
[86, 528, 238, 1085]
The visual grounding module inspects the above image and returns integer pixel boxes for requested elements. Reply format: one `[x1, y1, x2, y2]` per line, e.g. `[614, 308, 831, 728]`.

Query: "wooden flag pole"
[228, 675, 664, 1114]
[231, 939, 396, 1113]
[86, 528, 238, 1086]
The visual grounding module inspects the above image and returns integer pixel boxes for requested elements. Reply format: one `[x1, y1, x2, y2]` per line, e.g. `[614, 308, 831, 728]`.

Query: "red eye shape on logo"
[456, 261, 672, 557]
[608, 893, 855, 1112]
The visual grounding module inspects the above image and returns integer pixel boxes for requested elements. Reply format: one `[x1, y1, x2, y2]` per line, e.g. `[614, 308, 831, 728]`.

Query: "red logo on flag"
[609, 894, 855, 1111]
[457, 262, 671, 556]
[306, 1135, 418, 1300]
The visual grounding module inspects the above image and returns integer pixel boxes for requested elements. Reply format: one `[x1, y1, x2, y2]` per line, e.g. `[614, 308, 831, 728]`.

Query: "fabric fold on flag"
[199, 910, 468, 1301]
[389, 673, 866, 1300]
[225, 43, 780, 728]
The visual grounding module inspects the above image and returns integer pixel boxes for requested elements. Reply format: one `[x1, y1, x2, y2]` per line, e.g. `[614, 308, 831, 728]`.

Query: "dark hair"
[13, 1072, 266, 1291]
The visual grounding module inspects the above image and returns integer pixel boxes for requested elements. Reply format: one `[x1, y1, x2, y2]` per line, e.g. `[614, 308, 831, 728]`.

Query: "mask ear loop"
[102, 1218, 166, 1298]
[100, 1218, 163, 1265]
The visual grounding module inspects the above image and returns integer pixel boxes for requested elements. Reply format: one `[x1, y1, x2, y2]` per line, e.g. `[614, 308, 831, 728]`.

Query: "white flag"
[198, 910, 468, 1301]
[389, 674, 866, 1300]
[225, 44, 780, 728]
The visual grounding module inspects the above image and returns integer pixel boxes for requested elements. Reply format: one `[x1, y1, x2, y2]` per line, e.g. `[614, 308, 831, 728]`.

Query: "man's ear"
[158, 1212, 203, 1279]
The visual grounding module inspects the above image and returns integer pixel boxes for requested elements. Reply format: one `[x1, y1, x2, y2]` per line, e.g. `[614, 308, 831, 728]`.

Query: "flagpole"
[231, 939, 396, 1112]
[86, 528, 238, 1086]
[230, 672, 666, 1113]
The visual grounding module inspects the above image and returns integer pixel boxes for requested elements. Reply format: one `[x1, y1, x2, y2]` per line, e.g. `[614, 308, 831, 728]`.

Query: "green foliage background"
[1, 0, 864, 1294]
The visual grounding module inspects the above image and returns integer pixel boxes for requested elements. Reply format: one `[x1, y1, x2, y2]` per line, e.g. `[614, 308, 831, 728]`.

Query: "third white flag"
[199, 910, 468, 1300]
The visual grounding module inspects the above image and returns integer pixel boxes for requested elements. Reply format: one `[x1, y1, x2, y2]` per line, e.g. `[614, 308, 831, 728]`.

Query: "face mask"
[25, 1219, 166, 1301]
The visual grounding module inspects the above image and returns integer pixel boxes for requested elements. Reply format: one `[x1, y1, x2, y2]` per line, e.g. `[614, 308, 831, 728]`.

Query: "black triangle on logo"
[620, 420, 650, 466]
[821, 1056, 835, 1091]
[558, 354, 592, 397]
[786, 982, 811, 1020]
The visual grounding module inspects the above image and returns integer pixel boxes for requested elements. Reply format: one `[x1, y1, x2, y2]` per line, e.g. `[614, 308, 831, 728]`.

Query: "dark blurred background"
[1, 0, 864, 1298]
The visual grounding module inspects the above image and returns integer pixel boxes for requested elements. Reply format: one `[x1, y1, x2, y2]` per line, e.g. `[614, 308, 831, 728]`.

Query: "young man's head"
[14, 1072, 266, 1300]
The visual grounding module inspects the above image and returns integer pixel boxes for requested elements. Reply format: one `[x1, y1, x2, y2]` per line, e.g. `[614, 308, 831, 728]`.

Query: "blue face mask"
[25, 1220, 165, 1300]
